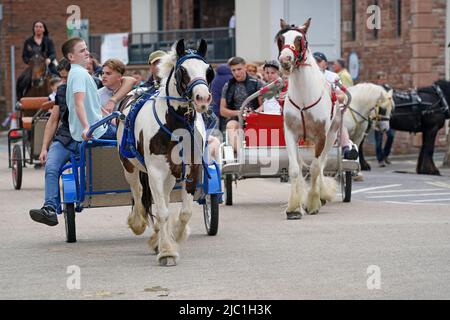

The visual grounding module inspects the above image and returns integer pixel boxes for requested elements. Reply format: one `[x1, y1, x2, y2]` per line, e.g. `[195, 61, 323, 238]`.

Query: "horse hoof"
[159, 256, 177, 267]
[286, 212, 302, 220]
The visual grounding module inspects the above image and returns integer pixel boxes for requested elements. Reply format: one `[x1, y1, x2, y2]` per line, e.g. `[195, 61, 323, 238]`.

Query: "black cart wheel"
[64, 203, 76, 243]
[203, 194, 219, 236]
[224, 174, 233, 206]
[342, 171, 352, 203]
[12, 144, 23, 190]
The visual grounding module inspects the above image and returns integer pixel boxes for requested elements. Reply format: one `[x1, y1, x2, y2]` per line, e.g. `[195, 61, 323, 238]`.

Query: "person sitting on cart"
[313, 52, 358, 160]
[255, 60, 287, 115]
[28, 39, 136, 226]
[220, 56, 265, 154]
[97, 58, 138, 116]
[141, 50, 168, 90]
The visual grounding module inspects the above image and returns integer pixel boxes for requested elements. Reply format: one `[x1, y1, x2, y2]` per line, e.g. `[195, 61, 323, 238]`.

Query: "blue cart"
[59, 112, 222, 243]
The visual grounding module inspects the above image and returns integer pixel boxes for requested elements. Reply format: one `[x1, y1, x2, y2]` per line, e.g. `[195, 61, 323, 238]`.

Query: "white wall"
[235, 0, 341, 62]
[131, 0, 158, 33]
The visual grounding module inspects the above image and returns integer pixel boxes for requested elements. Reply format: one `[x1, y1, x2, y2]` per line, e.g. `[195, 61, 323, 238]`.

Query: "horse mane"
[158, 46, 177, 82]
[435, 79, 450, 97]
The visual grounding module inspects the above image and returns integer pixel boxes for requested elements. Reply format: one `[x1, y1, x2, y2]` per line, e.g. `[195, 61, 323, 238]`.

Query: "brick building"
[340, 0, 449, 154]
[0, 0, 132, 122]
[0, 0, 448, 156]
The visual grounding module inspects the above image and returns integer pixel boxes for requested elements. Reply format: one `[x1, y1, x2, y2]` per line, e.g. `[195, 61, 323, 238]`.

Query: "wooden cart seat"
[19, 97, 50, 110]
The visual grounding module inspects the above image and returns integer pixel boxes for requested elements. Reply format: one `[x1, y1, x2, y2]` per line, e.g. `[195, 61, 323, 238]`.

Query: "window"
[351, 0, 356, 41]
[395, 0, 402, 37]
[372, 0, 379, 40]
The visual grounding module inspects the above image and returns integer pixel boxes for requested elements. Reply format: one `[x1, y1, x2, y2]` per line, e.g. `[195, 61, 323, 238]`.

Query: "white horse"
[117, 39, 214, 266]
[344, 83, 394, 147]
[277, 18, 342, 219]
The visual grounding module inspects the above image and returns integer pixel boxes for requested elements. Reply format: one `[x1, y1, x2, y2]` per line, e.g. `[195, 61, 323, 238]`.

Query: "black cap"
[313, 52, 328, 62]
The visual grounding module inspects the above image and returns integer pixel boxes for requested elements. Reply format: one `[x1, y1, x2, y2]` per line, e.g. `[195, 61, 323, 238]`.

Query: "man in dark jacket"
[211, 64, 233, 130]
[220, 57, 264, 153]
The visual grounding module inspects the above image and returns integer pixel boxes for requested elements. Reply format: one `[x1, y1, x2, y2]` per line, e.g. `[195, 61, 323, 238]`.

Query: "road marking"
[426, 181, 450, 189]
[352, 184, 401, 194]
[384, 201, 450, 206]
[412, 198, 450, 203]
[367, 188, 445, 194]
[367, 192, 450, 199]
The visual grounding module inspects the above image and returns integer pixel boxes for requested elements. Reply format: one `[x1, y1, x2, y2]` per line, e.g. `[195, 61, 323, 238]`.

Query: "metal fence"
[89, 27, 235, 65]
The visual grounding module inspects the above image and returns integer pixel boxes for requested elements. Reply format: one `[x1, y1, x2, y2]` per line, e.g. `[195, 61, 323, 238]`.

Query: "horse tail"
[139, 171, 153, 224]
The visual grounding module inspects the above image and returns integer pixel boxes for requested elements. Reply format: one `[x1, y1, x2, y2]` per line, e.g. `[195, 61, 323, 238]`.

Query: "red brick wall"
[342, 0, 448, 156]
[0, 0, 131, 118]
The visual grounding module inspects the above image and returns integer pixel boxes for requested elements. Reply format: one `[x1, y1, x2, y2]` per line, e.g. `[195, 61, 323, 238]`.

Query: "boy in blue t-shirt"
[62, 37, 115, 141]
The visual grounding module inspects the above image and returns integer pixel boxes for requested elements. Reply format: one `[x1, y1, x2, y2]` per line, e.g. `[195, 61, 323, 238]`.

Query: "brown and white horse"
[277, 18, 342, 219]
[16, 48, 52, 100]
[117, 39, 214, 266]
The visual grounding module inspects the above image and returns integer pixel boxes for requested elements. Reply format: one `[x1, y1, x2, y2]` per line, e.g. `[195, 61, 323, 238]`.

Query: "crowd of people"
[24, 20, 394, 227]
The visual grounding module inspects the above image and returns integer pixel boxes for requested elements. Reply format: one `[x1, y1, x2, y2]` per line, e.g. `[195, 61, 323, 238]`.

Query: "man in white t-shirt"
[313, 52, 358, 160]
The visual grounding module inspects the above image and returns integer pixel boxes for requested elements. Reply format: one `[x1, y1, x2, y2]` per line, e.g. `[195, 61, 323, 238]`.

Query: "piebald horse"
[277, 18, 342, 219]
[117, 39, 214, 266]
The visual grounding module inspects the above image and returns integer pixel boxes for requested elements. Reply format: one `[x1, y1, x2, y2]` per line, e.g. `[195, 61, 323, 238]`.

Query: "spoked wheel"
[341, 171, 352, 203]
[224, 174, 233, 206]
[203, 194, 219, 236]
[12, 144, 23, 190]
[64, 203, 77, 243]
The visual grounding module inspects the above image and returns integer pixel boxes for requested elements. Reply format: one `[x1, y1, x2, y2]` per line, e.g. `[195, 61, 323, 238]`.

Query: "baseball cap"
[148, 50, 167, 65]
[313, 52, 328, 62]
[263, 60, 280, 70]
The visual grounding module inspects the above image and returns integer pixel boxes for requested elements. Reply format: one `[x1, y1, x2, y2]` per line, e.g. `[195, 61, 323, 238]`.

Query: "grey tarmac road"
[1, 137, 450, 300]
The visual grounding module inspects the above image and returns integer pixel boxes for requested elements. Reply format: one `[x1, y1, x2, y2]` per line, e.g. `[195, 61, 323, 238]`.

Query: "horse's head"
[29, 47, 47, 87]
[377, 88, 395, 119]
[172, 39, 214, 113]
[276, 18, 311, 73]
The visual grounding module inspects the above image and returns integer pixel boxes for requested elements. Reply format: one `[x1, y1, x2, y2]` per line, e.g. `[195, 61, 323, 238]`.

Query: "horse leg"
[148, 175, 173, 254]
[307, 112, 341, 212]
[417, 128, 441, 175]
[147, 162, 178, 266]
[284, 126, 305, 219]
[359, 137, 371, 171]
[174, 185, 193, 243]
[123, 169, 148, 235]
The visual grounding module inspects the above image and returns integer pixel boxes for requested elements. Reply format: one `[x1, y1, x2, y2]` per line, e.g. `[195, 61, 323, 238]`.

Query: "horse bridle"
[172, 49, 214, 100]
[277, 28, 309, 68]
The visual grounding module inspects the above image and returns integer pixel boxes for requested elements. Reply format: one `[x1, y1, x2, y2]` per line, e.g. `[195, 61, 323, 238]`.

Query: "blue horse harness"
[119, 50, 216, 182]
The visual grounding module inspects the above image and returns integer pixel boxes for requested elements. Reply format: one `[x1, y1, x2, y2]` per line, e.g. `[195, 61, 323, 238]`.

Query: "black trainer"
[343, 146, 358, 160]
[30, 206, 58, 226]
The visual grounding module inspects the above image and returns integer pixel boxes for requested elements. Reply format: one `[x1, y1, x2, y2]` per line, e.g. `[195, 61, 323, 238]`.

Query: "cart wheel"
[224, 174, 233, 206]
[64, 203, 77, 243]
[203, 194, 219, 236]
[342, 171, 352, 203]
[12, 144, 23, 190]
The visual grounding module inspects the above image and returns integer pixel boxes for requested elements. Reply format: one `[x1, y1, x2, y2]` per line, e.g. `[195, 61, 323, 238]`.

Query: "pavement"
[0, 136, 450, 300]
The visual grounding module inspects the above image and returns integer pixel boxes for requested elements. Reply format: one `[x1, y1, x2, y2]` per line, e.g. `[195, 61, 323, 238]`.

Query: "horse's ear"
[176, 39, 186, 58]
[280, 18, 289, 30]
[198, 39, 207, 57]
[300, 18, 312, 33]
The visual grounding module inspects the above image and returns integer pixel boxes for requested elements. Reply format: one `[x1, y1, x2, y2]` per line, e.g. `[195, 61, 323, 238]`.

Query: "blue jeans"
[374, 128, 395, 162]
[100, 123, 117, 140]
[44, 140, 79, 212]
